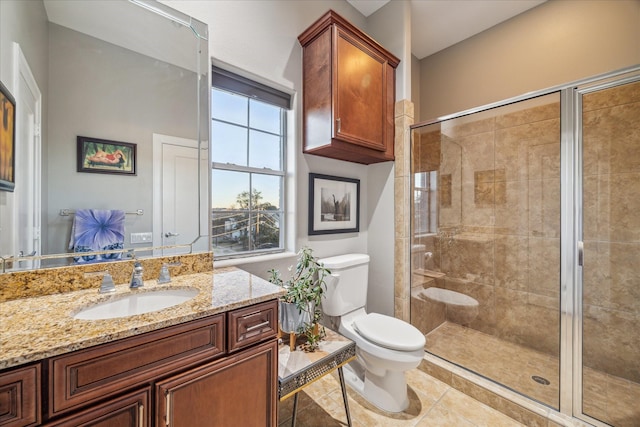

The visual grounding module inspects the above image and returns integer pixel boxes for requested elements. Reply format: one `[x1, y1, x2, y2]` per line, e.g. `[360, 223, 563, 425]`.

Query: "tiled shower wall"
[582, 80, 640, 382]
[410, 97, 562, 358]
[394, 99, 414, 323]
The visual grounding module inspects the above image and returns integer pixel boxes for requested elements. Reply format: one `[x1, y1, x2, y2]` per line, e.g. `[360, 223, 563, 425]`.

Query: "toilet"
[319, 253, 425, 413]
[419, 287, 479, 326]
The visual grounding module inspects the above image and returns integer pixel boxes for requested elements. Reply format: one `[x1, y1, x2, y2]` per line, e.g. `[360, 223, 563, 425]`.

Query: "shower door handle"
[577, 241, 584, 267]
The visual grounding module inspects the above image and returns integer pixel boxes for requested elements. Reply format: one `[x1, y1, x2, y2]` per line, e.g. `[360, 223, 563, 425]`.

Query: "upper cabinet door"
[334, 28, 387, 152]
[299, 10, 399, 165]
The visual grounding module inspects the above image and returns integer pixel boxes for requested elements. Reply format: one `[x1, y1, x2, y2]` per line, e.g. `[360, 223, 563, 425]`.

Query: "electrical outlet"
[130, 232, 153, 244]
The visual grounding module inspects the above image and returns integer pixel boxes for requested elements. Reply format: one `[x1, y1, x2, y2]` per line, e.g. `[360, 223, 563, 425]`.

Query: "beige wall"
[419, 0, 640, 121]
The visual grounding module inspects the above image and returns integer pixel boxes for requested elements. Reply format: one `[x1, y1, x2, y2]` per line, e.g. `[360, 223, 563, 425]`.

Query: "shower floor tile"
[426, 321, 640, 427]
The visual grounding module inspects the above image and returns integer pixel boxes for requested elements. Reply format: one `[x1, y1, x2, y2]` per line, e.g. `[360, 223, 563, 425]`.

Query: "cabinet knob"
[336, 117, 341, 133]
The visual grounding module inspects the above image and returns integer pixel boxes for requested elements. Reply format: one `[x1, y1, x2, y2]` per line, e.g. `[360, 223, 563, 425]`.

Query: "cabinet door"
[44, 387, 150, 427]
[156, 340, 277, 427]
[0, 364, 40, 427]
[334, 27, 387, 152]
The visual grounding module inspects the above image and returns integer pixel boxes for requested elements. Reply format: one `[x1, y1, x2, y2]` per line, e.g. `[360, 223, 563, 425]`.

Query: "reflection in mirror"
[0, 0, 209, 272]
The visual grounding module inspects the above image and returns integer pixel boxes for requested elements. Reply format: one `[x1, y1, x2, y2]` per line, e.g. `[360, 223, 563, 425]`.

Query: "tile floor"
[426, 322, 640, 427]
[277, 364, 527, 427]
[279, 321, 639, 426]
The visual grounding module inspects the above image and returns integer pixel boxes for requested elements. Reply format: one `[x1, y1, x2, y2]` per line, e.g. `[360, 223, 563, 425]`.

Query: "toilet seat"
[353, 313, 425, 351]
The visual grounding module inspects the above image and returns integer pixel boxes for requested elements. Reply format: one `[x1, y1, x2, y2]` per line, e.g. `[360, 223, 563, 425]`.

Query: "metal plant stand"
[278, 328, 356, 426]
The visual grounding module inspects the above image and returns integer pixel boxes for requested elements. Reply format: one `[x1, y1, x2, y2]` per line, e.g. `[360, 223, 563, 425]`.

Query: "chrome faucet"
[130, 261, 144, 288]
[84, 271, 116, 293]
[100, 273, 116, 293]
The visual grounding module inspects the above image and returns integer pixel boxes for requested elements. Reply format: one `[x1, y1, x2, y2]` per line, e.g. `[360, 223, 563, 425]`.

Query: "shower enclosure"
[410, 68, 640, 427]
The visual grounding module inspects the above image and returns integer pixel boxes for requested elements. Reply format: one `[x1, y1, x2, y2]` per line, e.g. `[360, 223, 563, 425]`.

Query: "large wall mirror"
[0, 0, 210, 272]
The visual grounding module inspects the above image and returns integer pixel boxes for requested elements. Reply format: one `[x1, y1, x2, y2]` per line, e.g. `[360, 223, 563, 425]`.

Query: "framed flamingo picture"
[77, 136, 136, 175]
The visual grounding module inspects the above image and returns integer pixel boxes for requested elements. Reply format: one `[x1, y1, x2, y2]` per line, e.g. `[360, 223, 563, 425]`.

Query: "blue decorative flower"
[69, 209, 125, 263]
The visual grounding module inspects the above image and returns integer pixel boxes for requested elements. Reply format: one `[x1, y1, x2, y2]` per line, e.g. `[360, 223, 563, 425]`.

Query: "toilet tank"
[319, 253, 369, 316]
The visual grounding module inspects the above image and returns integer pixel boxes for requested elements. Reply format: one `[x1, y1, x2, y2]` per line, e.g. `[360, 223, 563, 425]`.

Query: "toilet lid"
[353, 313, 425, 351]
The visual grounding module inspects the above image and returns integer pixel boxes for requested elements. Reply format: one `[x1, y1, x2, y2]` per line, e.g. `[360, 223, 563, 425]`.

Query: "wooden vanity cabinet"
[0, 364, 40, 427]
[0, 299, 279, 427]
[156, 300, 278, 426]
[299, 10, 399, 164]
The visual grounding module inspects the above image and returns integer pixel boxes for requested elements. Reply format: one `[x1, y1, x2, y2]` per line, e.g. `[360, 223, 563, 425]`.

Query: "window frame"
[413, 170, 438, 236]
[211, 69, 289, 260]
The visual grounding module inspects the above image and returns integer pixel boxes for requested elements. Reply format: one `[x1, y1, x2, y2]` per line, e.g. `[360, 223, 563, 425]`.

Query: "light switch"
[130, 232, 153, 244]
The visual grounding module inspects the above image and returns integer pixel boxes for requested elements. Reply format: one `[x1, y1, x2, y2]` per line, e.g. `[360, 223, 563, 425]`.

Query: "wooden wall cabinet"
[298, 10, 400, 165]
[1, 299, 278, 427]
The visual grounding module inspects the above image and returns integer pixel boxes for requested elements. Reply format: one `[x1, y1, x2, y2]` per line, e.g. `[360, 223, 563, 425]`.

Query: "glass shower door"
[411, 92, 562, 409]
[580, 78, 640, 427]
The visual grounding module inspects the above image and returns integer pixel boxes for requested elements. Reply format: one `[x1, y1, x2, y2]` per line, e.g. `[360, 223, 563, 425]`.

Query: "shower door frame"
[410, 65, 640, 426]
[570, 68, 640, 427]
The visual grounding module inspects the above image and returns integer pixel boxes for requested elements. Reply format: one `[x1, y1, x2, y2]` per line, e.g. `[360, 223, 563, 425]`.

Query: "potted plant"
[267, 247, 330, 351]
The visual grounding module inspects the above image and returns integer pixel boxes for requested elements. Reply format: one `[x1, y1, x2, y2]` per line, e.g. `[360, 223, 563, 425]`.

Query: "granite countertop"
[0, 267, 284, 370]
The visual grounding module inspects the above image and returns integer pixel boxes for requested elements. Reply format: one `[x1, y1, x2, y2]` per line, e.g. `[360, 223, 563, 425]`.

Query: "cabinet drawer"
[228, 300, 278, 353]
[44, 387, 150, 427]
[48, 314, 224, 417]
[0, 364, 40, 427]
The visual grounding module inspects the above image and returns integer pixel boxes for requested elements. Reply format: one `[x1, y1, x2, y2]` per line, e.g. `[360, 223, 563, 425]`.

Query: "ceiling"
[347, 0, 546, 59]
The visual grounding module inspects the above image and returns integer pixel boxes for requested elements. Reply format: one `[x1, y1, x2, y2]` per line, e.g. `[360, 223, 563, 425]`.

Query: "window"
[211, 67, 290, 258]
[413, 171, 438, 235]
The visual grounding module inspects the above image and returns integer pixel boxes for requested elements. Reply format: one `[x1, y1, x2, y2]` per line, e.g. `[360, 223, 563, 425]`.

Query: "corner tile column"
[394, 99, 413, 322]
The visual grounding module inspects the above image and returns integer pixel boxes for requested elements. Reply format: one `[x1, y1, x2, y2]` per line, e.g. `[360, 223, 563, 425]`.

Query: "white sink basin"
[73, 288, 199, 320]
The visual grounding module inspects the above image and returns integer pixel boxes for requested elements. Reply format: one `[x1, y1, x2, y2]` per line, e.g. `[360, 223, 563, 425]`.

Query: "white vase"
[279, 301, 314, 334]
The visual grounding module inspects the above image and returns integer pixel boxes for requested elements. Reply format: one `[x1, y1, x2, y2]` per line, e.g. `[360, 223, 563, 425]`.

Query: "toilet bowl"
[320, 254, 426, 413]
[338, 309, 425, 412]
[420, 287, 479, 325]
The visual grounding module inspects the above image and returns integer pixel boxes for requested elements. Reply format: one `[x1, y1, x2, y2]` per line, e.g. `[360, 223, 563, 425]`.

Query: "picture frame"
[77, 136, 136, 175]
[0, 80, 16, 192]
[309, 173, 360, 235]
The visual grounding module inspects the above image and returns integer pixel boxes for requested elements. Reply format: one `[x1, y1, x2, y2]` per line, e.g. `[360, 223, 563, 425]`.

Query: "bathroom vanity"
[0, 268, 284, 426]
